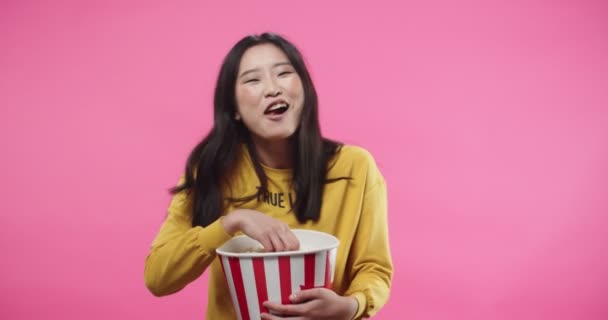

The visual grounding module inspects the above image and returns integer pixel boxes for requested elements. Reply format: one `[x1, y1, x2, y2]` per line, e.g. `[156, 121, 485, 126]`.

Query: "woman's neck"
[251, 137, 294, 169]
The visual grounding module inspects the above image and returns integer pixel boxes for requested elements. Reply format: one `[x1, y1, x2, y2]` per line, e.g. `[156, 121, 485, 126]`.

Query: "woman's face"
[235, 44, 305, 143]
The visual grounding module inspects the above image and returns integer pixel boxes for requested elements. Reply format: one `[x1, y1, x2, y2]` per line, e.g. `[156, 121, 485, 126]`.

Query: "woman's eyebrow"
[238, 68, 260, 79]
[272, 62, 292, 68]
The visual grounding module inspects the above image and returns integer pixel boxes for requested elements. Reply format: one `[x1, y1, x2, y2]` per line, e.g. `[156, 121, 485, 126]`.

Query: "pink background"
[1, 0, 607, 319]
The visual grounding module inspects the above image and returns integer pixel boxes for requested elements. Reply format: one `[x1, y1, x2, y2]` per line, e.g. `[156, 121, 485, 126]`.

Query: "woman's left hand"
[261, 288, 358, 320]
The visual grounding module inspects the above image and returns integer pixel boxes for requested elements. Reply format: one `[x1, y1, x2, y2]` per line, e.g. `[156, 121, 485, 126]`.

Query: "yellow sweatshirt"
[144, 145, 393, 319]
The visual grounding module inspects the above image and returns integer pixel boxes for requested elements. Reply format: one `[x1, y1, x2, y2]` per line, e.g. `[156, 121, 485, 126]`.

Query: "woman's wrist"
[343, 295, 359, 320]
[220, 213, 239, 235]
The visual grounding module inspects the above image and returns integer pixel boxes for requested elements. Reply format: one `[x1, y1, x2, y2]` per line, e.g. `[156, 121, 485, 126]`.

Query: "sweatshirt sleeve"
[344, 164, 394, 319]
[144, 184, 232, 296]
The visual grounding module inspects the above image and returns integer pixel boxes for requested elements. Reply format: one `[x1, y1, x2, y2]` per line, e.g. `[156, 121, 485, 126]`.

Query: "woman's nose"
[264, 79, 282, 97]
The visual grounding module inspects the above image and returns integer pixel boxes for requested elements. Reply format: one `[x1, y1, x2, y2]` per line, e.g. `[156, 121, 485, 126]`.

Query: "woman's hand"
[260, 288, 358, 320]
[221, 209, 299, 252]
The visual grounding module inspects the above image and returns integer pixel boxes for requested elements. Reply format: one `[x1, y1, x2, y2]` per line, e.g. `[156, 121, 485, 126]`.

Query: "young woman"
[144, 33, 393, 319]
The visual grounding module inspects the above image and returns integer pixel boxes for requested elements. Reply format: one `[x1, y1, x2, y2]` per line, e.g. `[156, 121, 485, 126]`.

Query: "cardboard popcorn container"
[216, 229, 339, 320]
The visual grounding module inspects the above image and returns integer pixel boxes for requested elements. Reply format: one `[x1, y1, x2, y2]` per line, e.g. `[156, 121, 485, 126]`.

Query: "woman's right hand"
[221, 209, 300, 252]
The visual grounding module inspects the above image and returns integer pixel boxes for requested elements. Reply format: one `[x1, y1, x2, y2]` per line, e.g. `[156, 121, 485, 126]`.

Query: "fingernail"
[289, 294, 296, 301]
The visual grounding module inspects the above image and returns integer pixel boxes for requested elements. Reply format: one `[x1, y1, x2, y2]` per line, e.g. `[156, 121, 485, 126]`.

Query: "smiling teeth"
[268, 103, 288, 111]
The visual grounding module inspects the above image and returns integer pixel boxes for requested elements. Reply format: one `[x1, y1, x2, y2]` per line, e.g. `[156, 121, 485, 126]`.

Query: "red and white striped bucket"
[216, 229, 339, 320]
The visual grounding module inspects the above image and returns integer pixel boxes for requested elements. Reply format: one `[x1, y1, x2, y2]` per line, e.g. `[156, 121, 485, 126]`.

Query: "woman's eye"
[278, 71, 293, 76]
[244, 78, 259, 84]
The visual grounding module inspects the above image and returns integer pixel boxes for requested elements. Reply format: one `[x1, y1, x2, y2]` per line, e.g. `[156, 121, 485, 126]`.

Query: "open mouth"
[264, 100, 290, 116]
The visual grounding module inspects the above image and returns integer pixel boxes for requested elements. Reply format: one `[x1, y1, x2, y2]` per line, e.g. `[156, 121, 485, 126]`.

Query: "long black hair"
[172, 32, 345, 227]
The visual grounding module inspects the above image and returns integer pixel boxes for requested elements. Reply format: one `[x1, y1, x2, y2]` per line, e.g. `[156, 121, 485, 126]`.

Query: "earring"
[235, 113, 241, 121]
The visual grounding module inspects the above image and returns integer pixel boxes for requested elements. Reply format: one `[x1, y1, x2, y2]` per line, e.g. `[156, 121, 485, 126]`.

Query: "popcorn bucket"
[216, 229, 339, 320]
